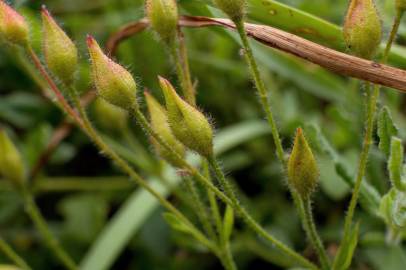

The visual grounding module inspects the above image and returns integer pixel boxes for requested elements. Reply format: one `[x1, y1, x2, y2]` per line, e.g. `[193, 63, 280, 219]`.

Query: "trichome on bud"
[159, 76, 213, 158]
[87, 35, 137, 110]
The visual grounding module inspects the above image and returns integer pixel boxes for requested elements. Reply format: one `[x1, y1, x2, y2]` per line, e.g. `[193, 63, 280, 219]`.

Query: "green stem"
[131, 107, 316, 269]
[184, 176, 217, 240]
[21, 188, 77, 270]
[168, 38, 195, 106]
[67, 88, 216, 253]
[220, 243, 238, 270]
[383, 10, 404, 64]
[234, 20, 285, 163]
[0, 236, 32, 270]
[207, 156, 317, 270]
[301, 198, 330, 270]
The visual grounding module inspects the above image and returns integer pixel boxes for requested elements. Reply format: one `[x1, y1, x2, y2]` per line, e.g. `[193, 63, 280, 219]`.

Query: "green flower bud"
[343, 0, 382, 59]
[87, 35, 137, 110]
[396, 0, 406, 11]
[287, 128, 319, 199]
[159, 76, 213, 157]
[42, 6, 78, 85]
[213, 0, 246, 21]
[0, 129, 25, 187]
[93, 98, 128, 133]
[145, 0, 178, 43]
[0, 1, 29, 46]
[145, 91, 185, 167]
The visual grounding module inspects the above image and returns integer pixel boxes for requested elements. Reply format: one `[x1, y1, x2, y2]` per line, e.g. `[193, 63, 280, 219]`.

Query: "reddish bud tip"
[86, 34, 95, 47]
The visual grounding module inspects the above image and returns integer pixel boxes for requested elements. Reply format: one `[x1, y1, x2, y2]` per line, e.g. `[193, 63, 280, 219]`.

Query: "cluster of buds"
[343, 0, 382, 59]
[288, 128, 319, 199]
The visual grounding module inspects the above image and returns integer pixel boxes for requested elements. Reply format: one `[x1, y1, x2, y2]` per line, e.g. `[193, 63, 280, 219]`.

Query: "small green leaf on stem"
[388, 137, 406, 191]
[163, 212, 193, 234]
[222, 205, 234, 242]
[377, 107, 398, 157]
[332, 222, 360, 270]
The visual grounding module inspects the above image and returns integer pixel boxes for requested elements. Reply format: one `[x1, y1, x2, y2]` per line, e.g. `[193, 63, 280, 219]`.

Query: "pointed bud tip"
[86, 34, 95, 47]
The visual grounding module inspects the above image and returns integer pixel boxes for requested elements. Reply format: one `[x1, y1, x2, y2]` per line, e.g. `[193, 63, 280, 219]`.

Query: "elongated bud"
[213, 0, 246, 21]
[396, 0, 406, 11]
[0, 129, 25, 187]
[93, 98, 128, 133]
[42, 6, 78, 85]
[343, 0, 382, 59]
[145, 0, 178, 43]
[288, 128, 319, 199]
[145, 92, 185, 167]
[159, 76, 213, 157]
[87, 36, 137, 110]
[0, 1, 29, 46]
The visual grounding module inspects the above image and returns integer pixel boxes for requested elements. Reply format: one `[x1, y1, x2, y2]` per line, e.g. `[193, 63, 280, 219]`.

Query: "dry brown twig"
[107, 16, 406, 92]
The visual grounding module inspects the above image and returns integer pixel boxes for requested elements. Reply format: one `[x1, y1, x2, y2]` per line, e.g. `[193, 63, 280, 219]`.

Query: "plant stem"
[220, 244, 238, 270]
[131, 107, 317, 269]
[168, 37, 195, 106]
[301, 198, 330, 270]
[207, 155, 318, 269]
[234, 20, 285, 163]
[67, 88, 216, 253]
[383, 10, 404, 64]
[21, 188, 78, 270]
[0, 236, 32, 270]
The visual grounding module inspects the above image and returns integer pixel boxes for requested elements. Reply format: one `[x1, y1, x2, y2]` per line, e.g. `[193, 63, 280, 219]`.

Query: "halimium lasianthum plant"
[0, 1, 28, 46]
[343, 0, 382, 59]
[2, 0, 406, 269]
[41, 6, 78, 85]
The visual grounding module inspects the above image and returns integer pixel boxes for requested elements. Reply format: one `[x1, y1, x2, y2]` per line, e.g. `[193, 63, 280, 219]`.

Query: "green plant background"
[1, 0, 406, 269]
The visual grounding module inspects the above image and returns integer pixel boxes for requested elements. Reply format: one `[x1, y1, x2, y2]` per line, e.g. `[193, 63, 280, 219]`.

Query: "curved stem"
[234, 20, 285, 163]
[131, 107, 317, 269]
[67, 88, 216, 253]
[22, 188, 78, 270]
[301, 198, 330, 270]
[383, 10, 404, 64]
[0, 236, 32, 270]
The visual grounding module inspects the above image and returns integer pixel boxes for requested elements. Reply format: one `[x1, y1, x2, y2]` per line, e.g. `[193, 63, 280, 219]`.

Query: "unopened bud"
[0, 1, 29, 46]
[287, 128, 319, 199]
[343, 0, 382, 59]
[213, 0, 246, 21]
[87, 35, 137, 110]
[145, 92, 185, 167]
[145, 0, 178, 43]
[0, 129, 25, 187]
[93, 98, 128, 133]
[396, 0, 406, 11]
[42, 6, 78, 85]
[159, 76, 213, 157]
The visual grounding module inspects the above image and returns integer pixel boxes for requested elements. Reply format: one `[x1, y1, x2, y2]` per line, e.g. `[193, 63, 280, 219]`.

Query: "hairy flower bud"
[288, 128, 319, 199]
[343, 0, 382, 59]
[42, 6, 78, 85]
[0, 129, 25, 187]
[93, 98, 128, 133]
[87, 35, 137, 110]
[159, 76, 213, 157]
[0, 1, 29, 46]
[213, 0, 246, 21]
[396, 0, 406, 11]
[145, 0, 178, 43]
[145, 92, 185, 167]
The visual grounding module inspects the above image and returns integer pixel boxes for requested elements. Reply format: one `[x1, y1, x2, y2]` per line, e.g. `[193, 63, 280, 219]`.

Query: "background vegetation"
[1, 0, 406, 269]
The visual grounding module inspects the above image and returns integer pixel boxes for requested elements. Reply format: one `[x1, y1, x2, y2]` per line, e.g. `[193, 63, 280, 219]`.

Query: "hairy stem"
[301, 198, 330, 270]
[131, 107, 317, 269]
[0, 236, 32, 270]
[383, 10, 404, 64]
[22, 188, 78, 270]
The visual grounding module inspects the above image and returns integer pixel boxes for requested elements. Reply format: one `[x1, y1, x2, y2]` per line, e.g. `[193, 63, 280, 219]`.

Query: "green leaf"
[222, 205, 234, 242]
[388, 137, 406, 191]
[162, 213, 193, 234]
[332, 222, 360, 270]
[378, 107, 399, 157]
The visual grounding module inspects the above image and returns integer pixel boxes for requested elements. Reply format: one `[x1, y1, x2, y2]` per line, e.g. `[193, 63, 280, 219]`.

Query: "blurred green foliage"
[1, 0, 406, 269]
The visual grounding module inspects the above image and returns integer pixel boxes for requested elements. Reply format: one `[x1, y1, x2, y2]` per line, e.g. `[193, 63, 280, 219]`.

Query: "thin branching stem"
[21, 188, 78, 270]
[0, 235, 32, 270]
